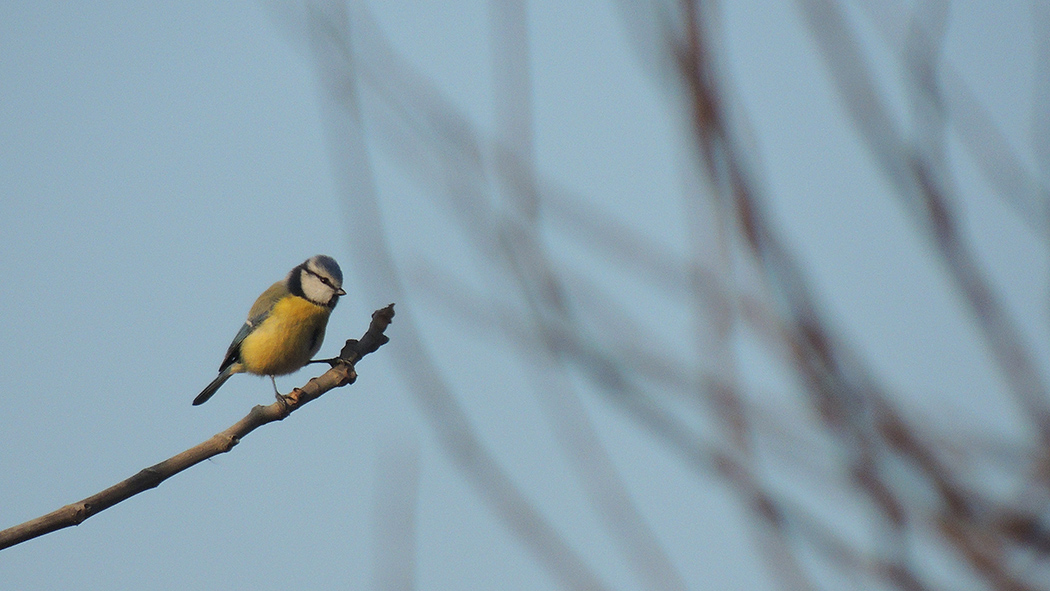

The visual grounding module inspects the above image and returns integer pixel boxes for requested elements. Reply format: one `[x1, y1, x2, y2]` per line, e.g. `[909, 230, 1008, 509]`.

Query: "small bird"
[193, 255, 346, 406]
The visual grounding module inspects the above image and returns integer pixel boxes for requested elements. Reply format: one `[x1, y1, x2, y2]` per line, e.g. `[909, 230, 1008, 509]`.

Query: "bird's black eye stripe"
[304, 268, 334, 287]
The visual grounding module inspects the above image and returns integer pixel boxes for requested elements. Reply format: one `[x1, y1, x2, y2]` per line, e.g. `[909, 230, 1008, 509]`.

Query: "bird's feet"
[275, 388, 302, 406]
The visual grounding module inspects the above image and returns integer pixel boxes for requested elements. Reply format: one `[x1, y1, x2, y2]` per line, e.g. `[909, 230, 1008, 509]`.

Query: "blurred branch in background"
[283, 0, 1050, 589]
[298, 2, 615, 590]
[371, 437, 421, 591]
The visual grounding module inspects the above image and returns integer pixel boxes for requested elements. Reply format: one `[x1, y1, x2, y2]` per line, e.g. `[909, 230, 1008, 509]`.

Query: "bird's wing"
[218, 280, 289, 372]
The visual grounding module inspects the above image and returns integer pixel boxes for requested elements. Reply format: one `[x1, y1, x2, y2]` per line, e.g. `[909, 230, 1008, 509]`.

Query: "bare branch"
[0, 304, 395, 551]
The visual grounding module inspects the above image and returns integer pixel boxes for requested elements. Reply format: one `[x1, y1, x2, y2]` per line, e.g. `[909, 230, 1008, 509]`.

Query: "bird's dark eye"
[320, 277, 332, 287]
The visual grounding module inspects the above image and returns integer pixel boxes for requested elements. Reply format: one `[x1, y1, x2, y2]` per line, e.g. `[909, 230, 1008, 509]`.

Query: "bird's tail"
[193, 365, 237, 406]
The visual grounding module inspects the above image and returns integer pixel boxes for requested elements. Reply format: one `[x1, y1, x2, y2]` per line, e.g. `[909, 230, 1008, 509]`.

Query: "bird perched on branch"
[193, 255, 346, 406]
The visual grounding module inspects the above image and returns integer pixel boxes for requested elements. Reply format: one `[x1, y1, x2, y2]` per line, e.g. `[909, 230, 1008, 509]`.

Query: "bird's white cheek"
[301, 273, 338, 306]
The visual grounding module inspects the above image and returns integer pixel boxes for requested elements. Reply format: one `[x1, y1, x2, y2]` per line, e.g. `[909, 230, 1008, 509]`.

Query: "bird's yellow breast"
[238, 296, 332, 376]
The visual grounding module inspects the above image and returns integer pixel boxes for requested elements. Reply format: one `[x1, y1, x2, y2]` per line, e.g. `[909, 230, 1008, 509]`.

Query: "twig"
[0, 304, 395, 551]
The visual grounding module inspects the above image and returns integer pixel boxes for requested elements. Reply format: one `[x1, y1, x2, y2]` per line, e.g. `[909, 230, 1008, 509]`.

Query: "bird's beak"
[336, 288, 347, 296]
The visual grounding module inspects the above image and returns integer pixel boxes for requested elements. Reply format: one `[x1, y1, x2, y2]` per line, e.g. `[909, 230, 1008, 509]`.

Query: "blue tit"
[193, 255, 346, 406]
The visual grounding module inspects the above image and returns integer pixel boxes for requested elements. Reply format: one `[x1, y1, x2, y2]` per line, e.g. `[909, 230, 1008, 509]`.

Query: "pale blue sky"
[1, 1, 1045, 590]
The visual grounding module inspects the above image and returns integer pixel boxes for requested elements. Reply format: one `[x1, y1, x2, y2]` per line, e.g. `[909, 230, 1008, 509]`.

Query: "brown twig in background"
[303, 4, 616, 590]
[286, 0, 1050, 588]
[0, 304, 394, 552]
